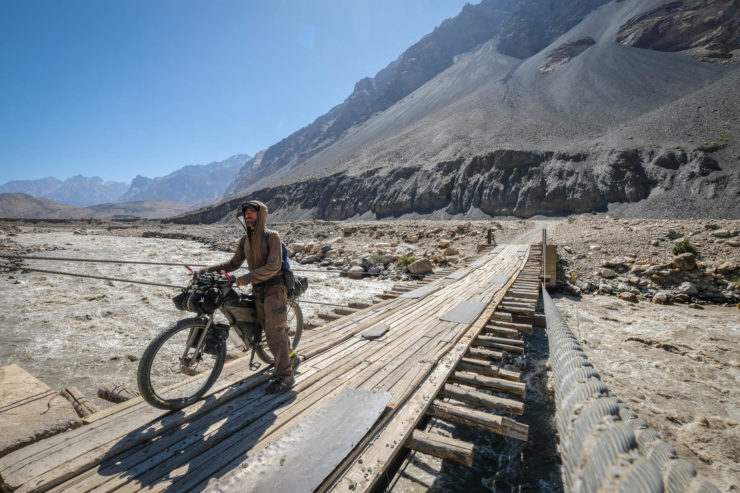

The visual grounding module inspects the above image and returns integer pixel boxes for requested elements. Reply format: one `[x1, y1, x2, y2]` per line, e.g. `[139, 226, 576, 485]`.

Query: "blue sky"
[1, 0, 475, 184]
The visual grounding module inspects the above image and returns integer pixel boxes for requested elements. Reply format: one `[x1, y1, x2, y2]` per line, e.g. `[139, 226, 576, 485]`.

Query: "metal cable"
[0, 254, 384, 276]
[0, 263, 356, 308]
[0, 263, 183, 288]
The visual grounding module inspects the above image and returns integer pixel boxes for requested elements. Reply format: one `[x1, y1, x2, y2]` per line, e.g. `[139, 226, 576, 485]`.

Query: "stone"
[301, 255, 322, 264]
[590, 244, 602, 251]
[671, 252, 696, 271]
[563, 246, 572, 253]
[717, 261, 737, 273]
[652, 292, 671, 304]
[367, 266, 383, 276]
[712, 229, 730, 238]
[390, 241, 399, 247]
[603, 257, 632, 268]
[598, 283, 613, 294]
[650, 239, 660, 247]
[407, 258, 434, 275]
[443, 247, 459, 256]
[439, 239, 451, 248]
[678, 281, 698, 296]
[727, 239, 740, 247]
[618, 292, 639, 303]
[292, 242, 306, 253]
[599, 268, 617, 278]
[405, 235, 419, 243]
[347, 265, 366, 279]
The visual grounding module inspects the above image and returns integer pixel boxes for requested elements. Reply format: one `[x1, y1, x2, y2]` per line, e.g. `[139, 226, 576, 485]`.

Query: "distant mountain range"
[0, 154, 250, 218]
[0, 193, 190, 219]
[0, 176, 128, 207]
[192, 0, 738, 223]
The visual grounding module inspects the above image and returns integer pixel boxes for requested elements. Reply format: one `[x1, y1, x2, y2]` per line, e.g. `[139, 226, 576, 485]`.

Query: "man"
[205, 200, 295, 394]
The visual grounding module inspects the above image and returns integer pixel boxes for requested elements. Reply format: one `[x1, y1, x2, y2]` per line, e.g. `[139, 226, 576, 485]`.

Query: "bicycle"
[137, 270, 306, 410]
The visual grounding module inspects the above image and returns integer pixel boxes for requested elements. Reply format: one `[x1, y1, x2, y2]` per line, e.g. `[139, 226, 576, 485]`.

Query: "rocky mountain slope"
[196, 0, 739, 224]
[120, 154, 249, 205]
[0, 176, 128, 207]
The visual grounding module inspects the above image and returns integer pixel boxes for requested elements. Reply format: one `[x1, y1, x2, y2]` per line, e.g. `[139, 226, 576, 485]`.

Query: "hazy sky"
[1, 0, 475, 184]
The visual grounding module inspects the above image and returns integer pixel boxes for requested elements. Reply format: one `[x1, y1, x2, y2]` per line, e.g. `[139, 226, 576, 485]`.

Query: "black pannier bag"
[172, 284, 221, 314]
[290, 275, 308, 298]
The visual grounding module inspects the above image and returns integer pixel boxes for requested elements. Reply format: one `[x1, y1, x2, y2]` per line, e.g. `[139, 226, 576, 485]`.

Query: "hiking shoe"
[265, 376, 295, 394]
[290, 354, 301, 371]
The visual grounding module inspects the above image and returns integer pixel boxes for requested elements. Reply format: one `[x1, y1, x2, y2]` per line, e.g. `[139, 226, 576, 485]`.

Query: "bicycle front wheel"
[255, 300, 303, 365]
[137, 318, 226, 410]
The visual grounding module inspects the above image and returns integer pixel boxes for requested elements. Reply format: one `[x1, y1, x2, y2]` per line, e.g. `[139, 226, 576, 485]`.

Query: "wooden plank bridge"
[0, 244, 544, 492]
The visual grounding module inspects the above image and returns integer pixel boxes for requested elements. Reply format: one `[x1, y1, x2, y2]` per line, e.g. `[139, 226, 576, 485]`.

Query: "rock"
[599, 268, 617, 279]
[373, 242, 392, 248]
[367, 266, 383, 276]
[590, 244, 602, 251]
[712, 230, 730, 238]
[407, 259, 434, 275]
[678, 282, 698, 296]
[717, 261, 737, 273]
[671, 253, 696, 271]
[405, 235, 419, 243]
[727, 239, 740, 247]
[292, 242, 306, 253]
[347, 265, 366, 279]
[390, 241, 399, 247]
[563, 246, 572, 253]
[618, 292, 639, 303]
[650, 239, 660, 247]
[350, 258, 370, 269]
[301, 255, 322, 264]
[652, 292, 672, 304]
[321, 244, 333, 254]
[343, 226, 357, 236]
[443, 247, 459, 256]
[603, 257, 632, 268]
[439, 239, 451, 248]
[598, 283, 613, 294]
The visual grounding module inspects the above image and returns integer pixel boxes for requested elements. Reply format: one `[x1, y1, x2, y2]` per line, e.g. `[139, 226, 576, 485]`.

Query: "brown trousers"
[254, 283, 292, 379]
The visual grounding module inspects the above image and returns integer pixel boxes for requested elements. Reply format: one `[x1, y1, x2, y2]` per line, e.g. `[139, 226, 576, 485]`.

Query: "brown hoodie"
[205, 200, 283, 285]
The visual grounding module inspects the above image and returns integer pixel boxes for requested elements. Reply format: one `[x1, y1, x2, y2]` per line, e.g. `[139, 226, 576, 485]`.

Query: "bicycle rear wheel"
[137, 318, 226, 410]
[255, 300, 303, 365]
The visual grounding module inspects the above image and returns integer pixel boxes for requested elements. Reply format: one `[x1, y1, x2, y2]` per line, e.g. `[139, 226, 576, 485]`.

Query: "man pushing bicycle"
[204, 200, 296, 394]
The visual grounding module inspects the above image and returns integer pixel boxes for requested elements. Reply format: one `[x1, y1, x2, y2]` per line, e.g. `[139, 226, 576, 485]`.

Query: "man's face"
[244, 208, 258, 226]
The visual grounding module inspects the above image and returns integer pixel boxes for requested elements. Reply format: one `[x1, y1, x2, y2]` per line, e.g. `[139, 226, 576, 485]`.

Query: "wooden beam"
[406, 430, 474, 467]
[466, 347, 503, 361]
[440, 384, 524, 415]
[456, 359, 520, 381]
[449, 371, 526, 398]
[427, 401, 528, 441]
[473, 337, 525, 355]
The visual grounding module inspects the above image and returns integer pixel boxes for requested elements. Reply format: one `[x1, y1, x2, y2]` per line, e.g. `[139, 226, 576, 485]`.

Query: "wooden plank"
[439, 301, 487, 324]
[448, 371, 526, 398]
[205, 389, 391, 493]
[406, 430, 474, 467]
[472, 337, 525, 355]
[329, 246, 527, 492]
[476, 335, 524, 347]
[466, 347, 503, 361]
[483, 326, 519, 338]
[427, 401, 528, 441]
[456, 359, 520, 381]
[440, 384, 524, 415]
[399, 285, 440, 299]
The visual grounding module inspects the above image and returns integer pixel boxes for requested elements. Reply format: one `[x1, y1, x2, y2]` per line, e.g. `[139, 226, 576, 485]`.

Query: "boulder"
[671, 252, 696, 271]
[599, 268, 617, 279]
[347, 265, 366, 279]
[301, 255, 322, 264]
[678, 281, 699, 296]
[727, 239, 740, 247]
[408, 259, 434, 275]
[405, 235, 419, 243]
[444, 247, 460, 256]
[652, 292, 672, 304]
[717, 261, 737, 273]
[712, 229, 730, 238]
[618, 292, 639, 303]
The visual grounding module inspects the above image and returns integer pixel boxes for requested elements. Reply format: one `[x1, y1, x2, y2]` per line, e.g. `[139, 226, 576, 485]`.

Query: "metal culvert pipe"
[541, 288, 720, 493]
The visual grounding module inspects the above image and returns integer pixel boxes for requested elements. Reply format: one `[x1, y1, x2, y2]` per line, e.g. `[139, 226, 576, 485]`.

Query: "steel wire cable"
[0, 263, 355, 308]
[0, 254, 384, 276]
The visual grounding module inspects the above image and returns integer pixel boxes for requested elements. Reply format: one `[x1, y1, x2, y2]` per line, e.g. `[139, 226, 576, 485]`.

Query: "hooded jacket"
[206, 200, 283, 285]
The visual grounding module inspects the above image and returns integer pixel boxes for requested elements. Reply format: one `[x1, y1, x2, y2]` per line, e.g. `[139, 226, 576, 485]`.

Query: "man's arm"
[237, 231, 282, 285]
[204, 235, 247, 273]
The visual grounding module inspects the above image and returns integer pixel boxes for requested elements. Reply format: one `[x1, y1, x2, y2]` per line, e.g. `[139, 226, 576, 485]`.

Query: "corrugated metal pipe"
[542, 288, 720, 493]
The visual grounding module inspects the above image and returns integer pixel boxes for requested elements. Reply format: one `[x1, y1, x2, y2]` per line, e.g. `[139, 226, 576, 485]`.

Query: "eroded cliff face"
[171, 147, 735, 224]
